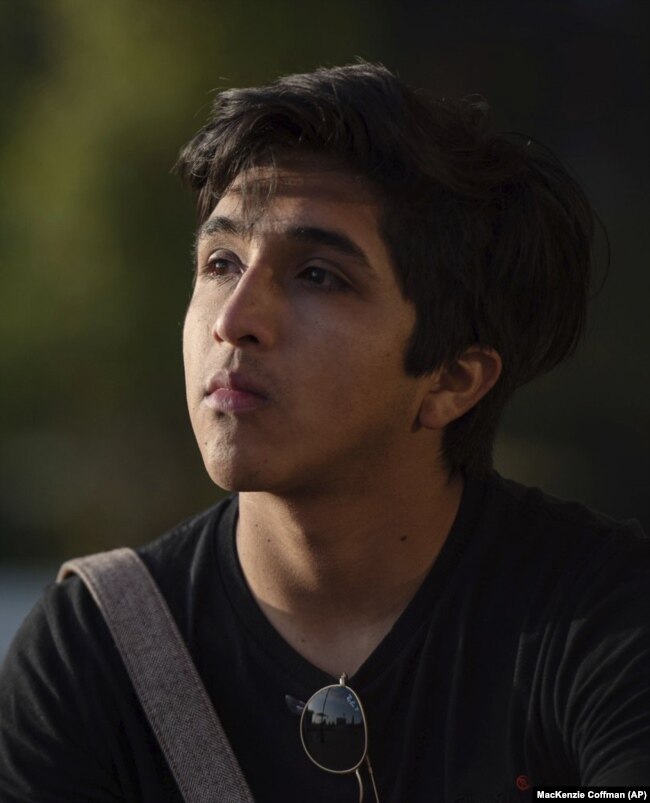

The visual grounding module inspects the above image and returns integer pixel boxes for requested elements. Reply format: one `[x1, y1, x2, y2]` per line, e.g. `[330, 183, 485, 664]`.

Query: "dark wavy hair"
[175, 62, 597, 477]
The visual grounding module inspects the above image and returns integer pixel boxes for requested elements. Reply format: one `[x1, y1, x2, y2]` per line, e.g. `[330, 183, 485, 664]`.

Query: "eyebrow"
[195, 216, 375, 275]
[197, 216, 241, 240]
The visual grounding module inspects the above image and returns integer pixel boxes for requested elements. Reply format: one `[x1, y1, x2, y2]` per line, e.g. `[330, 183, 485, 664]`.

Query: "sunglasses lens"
[301, 684, 366, 772]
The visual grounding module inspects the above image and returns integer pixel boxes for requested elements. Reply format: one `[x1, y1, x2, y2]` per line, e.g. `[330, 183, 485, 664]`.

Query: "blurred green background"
[1, 0, 648, 565]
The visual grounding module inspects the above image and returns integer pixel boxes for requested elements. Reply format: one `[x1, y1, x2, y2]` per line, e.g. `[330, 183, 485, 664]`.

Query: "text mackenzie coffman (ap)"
[534, 789, 649, 800]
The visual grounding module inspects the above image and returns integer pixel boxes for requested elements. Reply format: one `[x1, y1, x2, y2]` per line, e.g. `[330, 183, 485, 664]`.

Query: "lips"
[203, 370, 270, 414]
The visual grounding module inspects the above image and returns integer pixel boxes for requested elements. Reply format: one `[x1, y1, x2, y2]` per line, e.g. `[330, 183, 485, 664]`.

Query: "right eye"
[202, 251, 241, 278]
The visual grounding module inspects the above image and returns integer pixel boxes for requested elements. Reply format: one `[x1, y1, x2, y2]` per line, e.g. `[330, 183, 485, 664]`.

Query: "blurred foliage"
[0, 0, 647, 562]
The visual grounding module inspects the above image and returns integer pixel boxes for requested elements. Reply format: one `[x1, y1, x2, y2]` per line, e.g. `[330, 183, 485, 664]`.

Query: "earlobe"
[418, 347, 502, 430]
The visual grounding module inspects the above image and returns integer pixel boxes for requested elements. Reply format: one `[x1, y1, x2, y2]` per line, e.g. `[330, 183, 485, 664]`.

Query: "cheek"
[182, 304, 210, 378]
[298, 328, 409, 417]
[181, 322, 196, 389]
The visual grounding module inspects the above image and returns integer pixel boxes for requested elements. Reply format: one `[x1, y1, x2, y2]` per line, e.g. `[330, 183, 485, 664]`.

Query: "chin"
[199, 437, 310, 495]
[208, 475, 267, 493]
[204, 457, 275, 494]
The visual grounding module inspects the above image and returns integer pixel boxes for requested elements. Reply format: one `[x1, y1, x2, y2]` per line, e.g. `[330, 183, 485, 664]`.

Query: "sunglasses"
[286, 673, 381, 803]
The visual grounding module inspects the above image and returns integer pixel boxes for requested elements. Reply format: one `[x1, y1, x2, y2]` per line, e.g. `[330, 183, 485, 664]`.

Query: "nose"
[212, 263, 279, 349]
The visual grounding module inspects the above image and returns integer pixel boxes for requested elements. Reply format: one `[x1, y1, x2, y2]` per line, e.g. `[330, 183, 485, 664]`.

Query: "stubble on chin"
[199, 425, 270, 493]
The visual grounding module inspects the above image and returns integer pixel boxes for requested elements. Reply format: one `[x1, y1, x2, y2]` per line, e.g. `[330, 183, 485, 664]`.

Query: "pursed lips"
[203, 370, 271, 414]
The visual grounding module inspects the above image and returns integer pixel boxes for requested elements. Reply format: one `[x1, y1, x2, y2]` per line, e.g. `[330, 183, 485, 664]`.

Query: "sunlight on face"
[183, 166, 430, 495]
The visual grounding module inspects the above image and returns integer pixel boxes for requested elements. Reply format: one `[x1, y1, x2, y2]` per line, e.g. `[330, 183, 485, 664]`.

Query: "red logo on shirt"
[515, 774, 531, 791]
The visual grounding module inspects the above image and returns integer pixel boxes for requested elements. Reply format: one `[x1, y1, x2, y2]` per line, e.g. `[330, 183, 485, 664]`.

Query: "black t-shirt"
[1, 472, 649, 802]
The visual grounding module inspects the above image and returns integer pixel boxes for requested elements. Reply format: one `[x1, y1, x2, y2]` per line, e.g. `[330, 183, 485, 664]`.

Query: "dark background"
[1, 0, 648, 564]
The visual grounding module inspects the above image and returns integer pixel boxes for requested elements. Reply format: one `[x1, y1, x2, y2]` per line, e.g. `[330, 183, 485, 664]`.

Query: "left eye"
[300, 266, 348, 291]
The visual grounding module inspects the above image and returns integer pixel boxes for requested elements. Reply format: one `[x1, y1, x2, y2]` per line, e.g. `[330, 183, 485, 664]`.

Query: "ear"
[418, 346, 502, 430]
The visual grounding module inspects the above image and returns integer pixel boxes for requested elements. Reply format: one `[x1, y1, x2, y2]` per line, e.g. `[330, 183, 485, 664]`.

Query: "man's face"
[183, 164, 433, 494]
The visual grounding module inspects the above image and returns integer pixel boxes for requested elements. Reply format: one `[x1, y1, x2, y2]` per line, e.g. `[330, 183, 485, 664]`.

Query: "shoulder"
[480, 477, 650, 784]
[481, 470, 647, 567]
[0, 498, 237, 798]
[465, 471, 649, 636]
[29, 496, 239, 652]
[117, 495, 237, 636]
[5, 495, 237, 683]
[135, 494, 236, 581]
[38, 497, 237, 635]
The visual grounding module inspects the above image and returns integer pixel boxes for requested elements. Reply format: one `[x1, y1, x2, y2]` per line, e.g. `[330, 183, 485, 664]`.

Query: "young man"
[0, 63, 648, 802]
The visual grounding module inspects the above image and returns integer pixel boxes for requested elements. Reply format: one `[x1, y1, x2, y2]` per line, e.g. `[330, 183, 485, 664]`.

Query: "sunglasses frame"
[299, 673, 381, 803]
[299, 673, 369, 774]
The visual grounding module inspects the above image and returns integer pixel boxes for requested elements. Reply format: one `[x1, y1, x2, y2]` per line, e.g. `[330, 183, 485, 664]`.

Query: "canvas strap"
[57, 547, 255, 803]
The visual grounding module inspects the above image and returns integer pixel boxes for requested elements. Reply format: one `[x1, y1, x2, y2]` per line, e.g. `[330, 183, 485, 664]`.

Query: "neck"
[236, 466, 463, 677]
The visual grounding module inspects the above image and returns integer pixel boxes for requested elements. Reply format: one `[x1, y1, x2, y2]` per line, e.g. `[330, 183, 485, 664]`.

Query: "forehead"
[201, 164, 383, 237]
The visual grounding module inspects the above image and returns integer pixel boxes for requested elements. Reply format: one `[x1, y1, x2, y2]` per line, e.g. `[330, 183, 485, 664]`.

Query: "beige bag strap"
[57, 547, 255, 803]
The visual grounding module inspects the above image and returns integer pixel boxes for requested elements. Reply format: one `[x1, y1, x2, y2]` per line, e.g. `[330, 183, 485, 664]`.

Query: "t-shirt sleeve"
[0, 578, 125, 802]
[554, 524, 650, 785]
